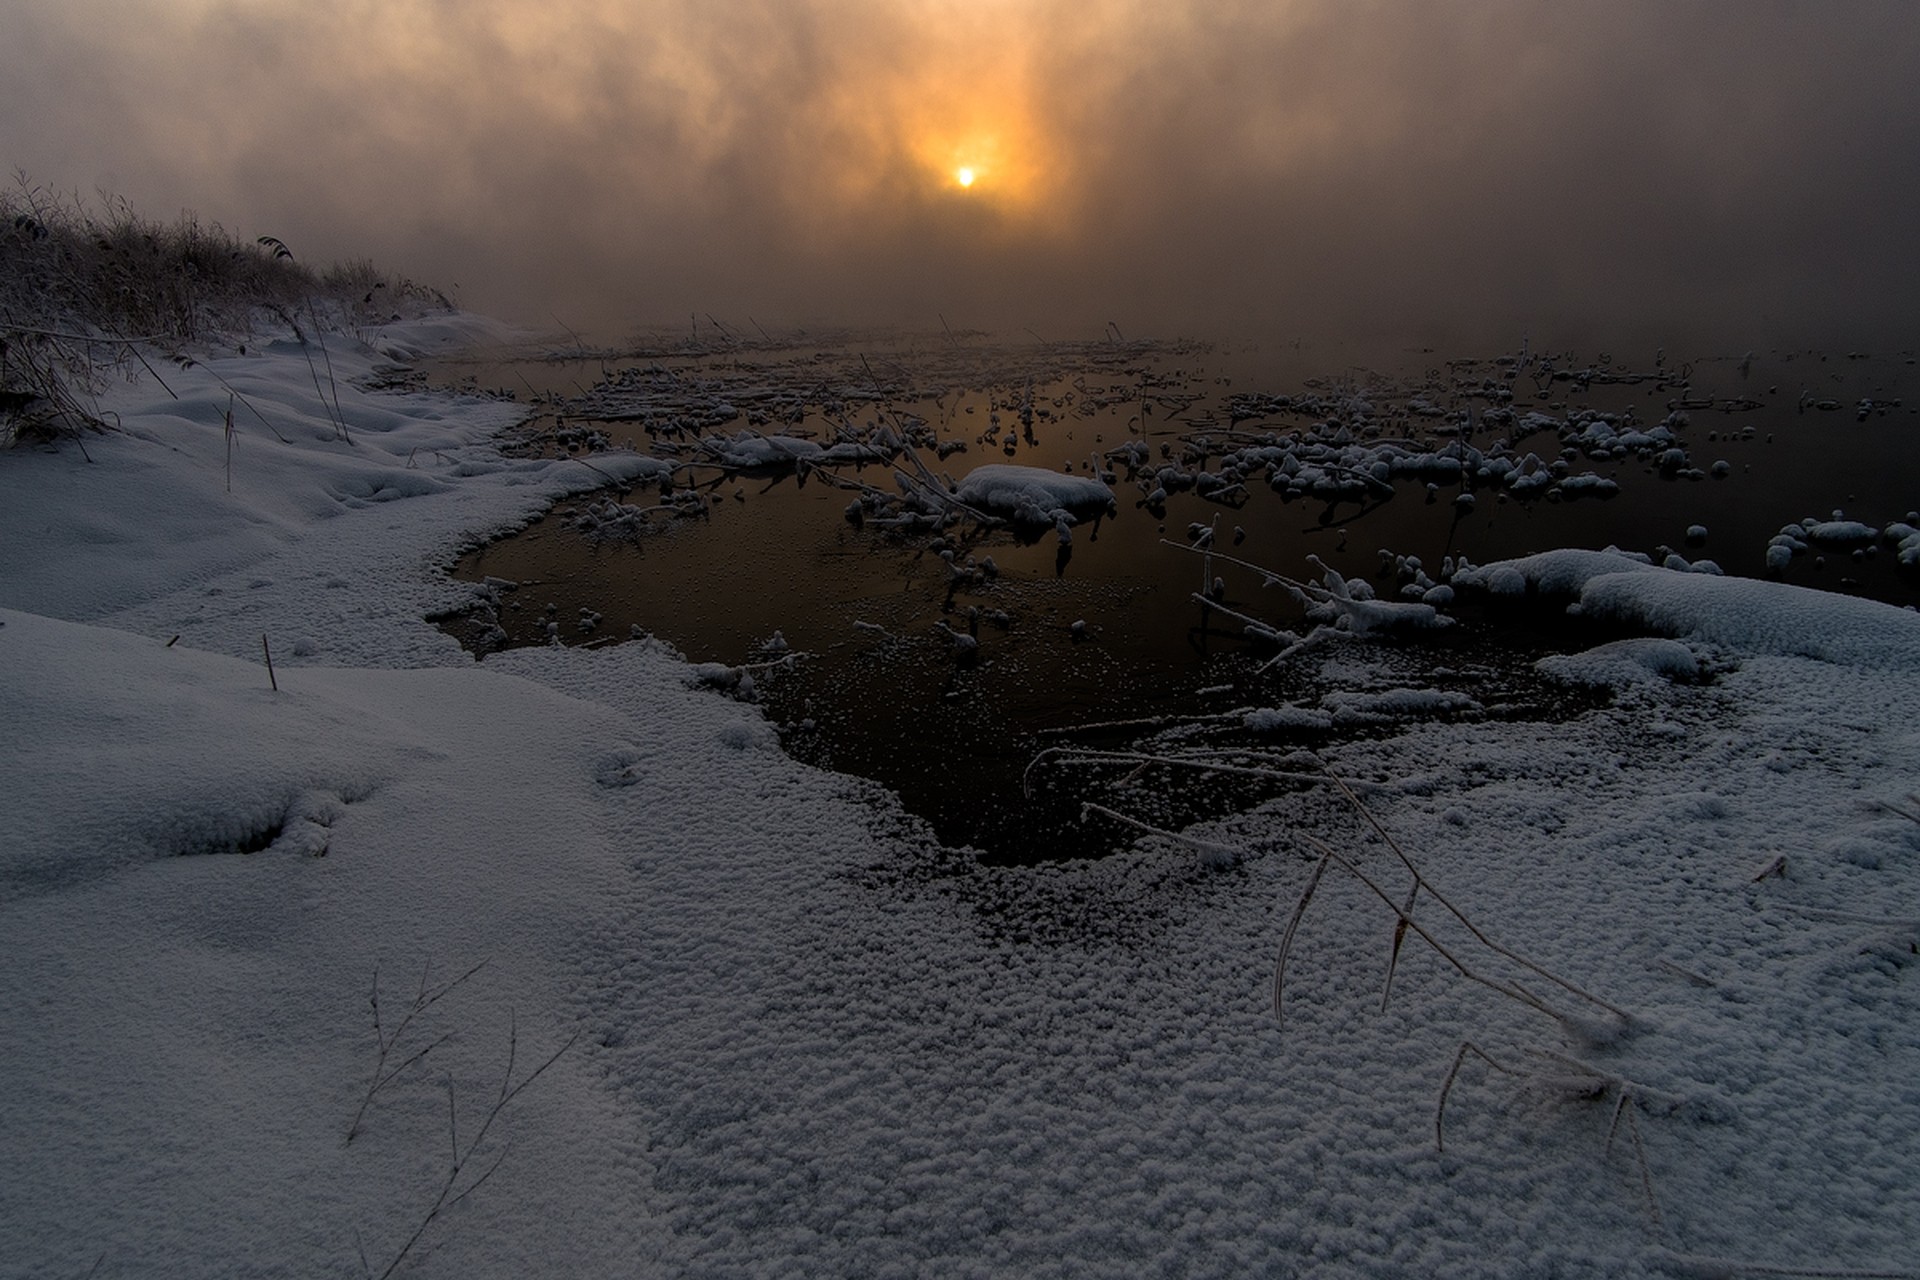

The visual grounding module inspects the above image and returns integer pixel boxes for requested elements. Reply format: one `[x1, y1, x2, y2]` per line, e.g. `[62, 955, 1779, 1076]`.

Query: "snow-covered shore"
[3, 316, 1917, 1278]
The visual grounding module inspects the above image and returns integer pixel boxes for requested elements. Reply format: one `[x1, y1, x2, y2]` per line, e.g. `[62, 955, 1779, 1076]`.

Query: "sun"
[955, 166, 977, 189]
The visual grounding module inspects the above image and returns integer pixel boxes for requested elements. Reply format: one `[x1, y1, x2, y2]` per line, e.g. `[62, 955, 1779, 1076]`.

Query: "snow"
[1245, 705, 1336, 733]
[1291, 555, 1452, 635]
[3, 318, 1919, 1278]
[1536, 637, 1701, 689]
[1454, 547, 1656, 597]
[698, 429, 826, 468]
[1804, 519, 1878, 545]
[1458, 548, 1920, 670]
[1885, 521, 1920, 567]
[1320, 687, 1482, 723]
[952, 462, 1115, 521]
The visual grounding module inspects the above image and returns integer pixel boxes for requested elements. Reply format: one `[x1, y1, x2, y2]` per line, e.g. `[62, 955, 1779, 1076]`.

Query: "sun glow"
[789, 9, 1075, 235]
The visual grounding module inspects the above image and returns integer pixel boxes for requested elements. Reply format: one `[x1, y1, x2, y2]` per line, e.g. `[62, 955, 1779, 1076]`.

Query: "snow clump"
[952, 463, 1116, 525]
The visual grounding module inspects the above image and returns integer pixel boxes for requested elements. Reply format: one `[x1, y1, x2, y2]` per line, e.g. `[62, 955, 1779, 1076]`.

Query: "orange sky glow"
[2, 1, 1917, 349]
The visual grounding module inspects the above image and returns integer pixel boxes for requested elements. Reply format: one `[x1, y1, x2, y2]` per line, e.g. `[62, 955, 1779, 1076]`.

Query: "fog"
[4, 0, 1917, 352]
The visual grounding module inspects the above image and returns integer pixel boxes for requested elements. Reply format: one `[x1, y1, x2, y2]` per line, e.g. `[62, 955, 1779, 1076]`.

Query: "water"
[437, 332, 1920, 862]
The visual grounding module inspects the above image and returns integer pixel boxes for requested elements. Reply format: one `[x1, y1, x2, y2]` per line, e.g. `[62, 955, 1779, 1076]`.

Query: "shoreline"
[3, 311, 1917, 1277]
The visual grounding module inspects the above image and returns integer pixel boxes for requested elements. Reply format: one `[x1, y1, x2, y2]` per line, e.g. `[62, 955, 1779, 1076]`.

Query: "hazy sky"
[4, 0, 1917, 350]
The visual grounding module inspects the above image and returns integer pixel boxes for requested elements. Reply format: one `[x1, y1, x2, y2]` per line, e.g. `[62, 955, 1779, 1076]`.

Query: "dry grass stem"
[1320, 768, 1632, 1025]
[1079, 800, 1244, 866]
[3, 176, 439, 451]
[1272, 849, 1332, 1027]
[346, 959, 488, 1144]
[368, 1010, 580, 1280]
[1021, 746, 1390, 801]
[1435, 1040, 1524, 1153]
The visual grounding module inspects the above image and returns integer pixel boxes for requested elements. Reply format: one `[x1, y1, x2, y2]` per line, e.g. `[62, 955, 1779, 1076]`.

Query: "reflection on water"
[441, 332, 1918, 862]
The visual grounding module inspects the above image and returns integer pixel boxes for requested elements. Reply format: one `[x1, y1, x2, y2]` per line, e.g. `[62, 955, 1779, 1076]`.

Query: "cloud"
[4, 0, 1917, 351]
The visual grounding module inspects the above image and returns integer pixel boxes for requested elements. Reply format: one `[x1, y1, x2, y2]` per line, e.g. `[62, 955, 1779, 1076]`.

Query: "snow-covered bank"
[4, 318, 1918, 1278]
[1456, 547, 1920, 668]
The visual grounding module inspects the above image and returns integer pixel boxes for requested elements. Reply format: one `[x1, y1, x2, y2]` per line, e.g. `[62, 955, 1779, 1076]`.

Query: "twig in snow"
[1320, 768, 1632, 1025]
[346, 959, 487, 1144]
[1435, 1040, 1525, 1153]
[1021, 746, 1392, 800]
[1873, 794, 1920, 827]
[1079, 800, 1244, 867]
[1281, 830, 1572, 1026]
[1437, 1043, 1668, 1232]
[369, 1012, 579, 1280]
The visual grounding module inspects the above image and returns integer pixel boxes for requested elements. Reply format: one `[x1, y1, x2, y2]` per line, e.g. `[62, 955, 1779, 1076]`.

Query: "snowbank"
[1459, 548, 1920, 669]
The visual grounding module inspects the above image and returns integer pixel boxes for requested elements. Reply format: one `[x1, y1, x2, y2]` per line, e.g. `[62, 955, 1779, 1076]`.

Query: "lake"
[434, 331, 1918, 861]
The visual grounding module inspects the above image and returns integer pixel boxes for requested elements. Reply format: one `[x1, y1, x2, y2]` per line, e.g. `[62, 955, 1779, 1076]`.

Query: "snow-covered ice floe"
[698, 429, 827, 469]
[952, 461, 1116, 524]
[4, 318, 1919, 1278]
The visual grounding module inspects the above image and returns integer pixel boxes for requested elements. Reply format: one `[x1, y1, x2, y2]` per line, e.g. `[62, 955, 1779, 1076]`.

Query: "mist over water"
[4, 1, 1918, 354]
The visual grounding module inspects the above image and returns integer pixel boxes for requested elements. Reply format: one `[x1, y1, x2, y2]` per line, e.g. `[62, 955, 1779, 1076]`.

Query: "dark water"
[437, 333, 1919, 861]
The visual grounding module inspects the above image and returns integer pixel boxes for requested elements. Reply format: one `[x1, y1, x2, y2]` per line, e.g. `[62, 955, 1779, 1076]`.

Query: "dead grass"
[0, 175, 446, 447]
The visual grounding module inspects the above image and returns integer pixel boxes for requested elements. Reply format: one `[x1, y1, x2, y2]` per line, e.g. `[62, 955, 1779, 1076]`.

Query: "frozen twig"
[1034, 711, 1242, 738]
[1380, 880, 1419, 1013]
[1159, 537, 1308, 593]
